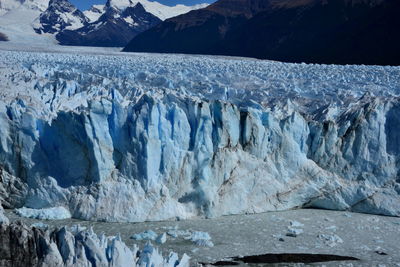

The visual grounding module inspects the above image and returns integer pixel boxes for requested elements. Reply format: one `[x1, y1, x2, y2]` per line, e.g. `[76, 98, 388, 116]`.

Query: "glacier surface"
[0, 50, 400, 222]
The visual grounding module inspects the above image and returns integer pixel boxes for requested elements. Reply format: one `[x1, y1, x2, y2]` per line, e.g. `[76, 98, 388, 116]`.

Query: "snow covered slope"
[0, 0, 24, 15]
[34, 0, 88, 34]
[108, 0, 209, 20]
[83, 4, 105, 22]
[0, 49, 399, 222]
[0, 0, 55, 44]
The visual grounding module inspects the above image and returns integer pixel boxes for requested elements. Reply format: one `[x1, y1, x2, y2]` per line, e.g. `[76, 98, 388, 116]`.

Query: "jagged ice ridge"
[0, 50, 400, 222]
[0, 215, 189, 267]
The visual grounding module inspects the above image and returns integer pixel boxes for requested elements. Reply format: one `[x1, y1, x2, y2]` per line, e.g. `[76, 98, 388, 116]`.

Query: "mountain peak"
[35, 0, 87, 34]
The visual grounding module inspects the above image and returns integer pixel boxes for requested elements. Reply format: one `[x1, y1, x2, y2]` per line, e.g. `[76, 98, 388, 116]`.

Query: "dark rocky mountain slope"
[124, 0, 400, 65]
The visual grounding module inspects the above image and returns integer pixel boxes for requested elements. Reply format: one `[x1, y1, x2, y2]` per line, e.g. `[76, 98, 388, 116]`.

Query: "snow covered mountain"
[0, 0, 208, 46]
[56, 1, 161, 47]
[83, 4, 105, 22]
[108, 0, 209, 20]
[34, 0, 88, 34]
[1, 49, 399, 223]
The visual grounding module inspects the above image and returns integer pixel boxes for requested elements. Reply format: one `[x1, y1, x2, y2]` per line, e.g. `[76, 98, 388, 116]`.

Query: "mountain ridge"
[56, 2, 161, 47]
[124, 0, 400, 65]
[0, 0, 209, 46]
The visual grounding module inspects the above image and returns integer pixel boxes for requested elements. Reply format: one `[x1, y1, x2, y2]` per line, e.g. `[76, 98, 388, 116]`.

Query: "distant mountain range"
[124, 0, 400, 65]
[0, 0, 208, 46]
[56, 2, 161, 47]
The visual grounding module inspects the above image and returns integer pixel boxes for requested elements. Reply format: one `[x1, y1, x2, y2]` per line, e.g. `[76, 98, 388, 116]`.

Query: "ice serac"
[0, 51, 400, 222]
[0, 205, 9, 225]
[0, 222, 189, 266]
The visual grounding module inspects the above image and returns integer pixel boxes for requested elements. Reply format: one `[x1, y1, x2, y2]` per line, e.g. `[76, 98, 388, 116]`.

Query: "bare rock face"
[124, 0, 400, 65]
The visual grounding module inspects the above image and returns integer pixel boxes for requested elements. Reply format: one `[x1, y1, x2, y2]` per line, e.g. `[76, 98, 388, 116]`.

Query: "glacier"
[0, 205, 9, 224]
[0, 217, 190, 266]
[0, 50, 400, 222]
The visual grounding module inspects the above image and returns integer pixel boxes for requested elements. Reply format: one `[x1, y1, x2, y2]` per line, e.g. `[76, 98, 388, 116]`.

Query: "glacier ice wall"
[0, 50, 400, 222]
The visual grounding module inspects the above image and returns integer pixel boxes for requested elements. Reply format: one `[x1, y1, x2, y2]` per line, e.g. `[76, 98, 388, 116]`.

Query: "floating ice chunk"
[286, 228, 304, 237]
[31, 222, 49, 229]
[15, 207, 71, 220]
[289, 221, 304, 227]
[187, 231, 212, 241]
[131, 230, 158, 241]
[186, 231, 214, 247]
[156, 233, 167, 244]
[272, 234, 285, 241]
[325, 225, 337, 231]
[318, 234, 344, 247]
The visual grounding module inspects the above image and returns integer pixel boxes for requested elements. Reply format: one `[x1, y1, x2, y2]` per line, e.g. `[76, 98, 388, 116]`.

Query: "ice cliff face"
[0, 50, 400, 222]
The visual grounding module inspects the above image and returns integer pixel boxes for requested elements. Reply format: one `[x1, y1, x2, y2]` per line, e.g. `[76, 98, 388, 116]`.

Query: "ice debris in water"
[186, 231, 214, 247]
[286, 228, 304, 237]
[289, 221, 304, 228]
[15, 207, 71, 220]
[286, 221, 304, 237]
[318, 233, 344, 247]
[131, 230, 158, 241]
[156, 233, 167, 244]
